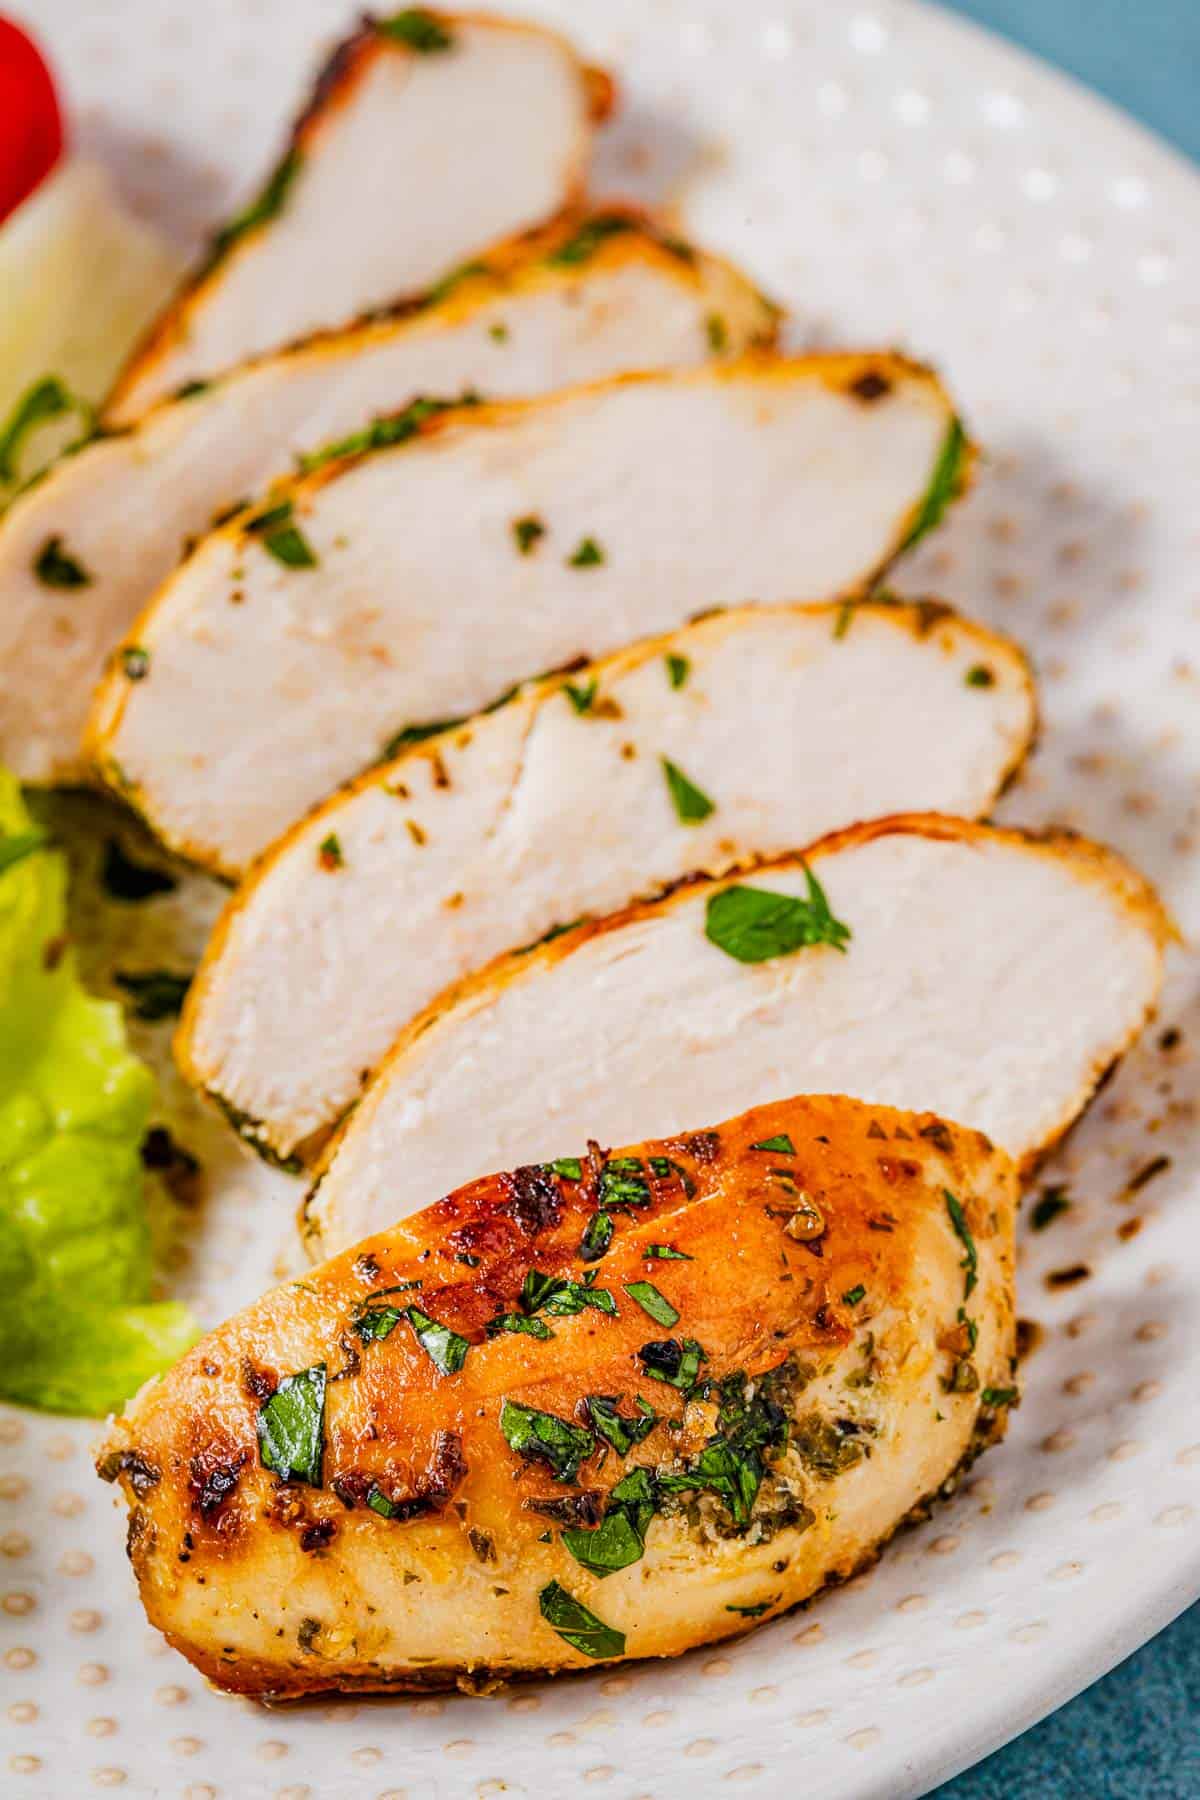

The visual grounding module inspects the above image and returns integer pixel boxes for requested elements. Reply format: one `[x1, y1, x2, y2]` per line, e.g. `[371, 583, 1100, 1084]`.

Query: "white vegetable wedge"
[0, 211, 775, 785]
[179, 601, 1035, 1165]
[88, 354, 970, 874]
[304, 815, 1169, 1257]
[106, 12, 610, 419]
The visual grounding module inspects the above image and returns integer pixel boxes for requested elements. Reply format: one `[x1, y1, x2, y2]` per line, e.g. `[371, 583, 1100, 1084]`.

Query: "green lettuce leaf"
[0, 770, 197, 1414]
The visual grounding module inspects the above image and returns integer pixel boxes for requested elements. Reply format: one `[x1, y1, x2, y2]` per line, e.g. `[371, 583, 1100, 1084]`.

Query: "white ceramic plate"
[4, 2, 1200, 1796]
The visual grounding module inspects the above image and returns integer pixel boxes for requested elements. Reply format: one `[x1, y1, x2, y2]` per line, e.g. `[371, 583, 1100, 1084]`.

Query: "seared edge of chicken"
[85, 352, 972, 872]
[178, 599, 1035, 1164]
[0, 205, 776, 786]
[106, 12, 611, 420]
[98, 1095, 1017, 1696]
[305, 813, 1169, 1256]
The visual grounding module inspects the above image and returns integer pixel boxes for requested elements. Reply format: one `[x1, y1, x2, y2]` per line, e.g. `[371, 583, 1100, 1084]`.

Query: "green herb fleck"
[546, 213, 637, 268]
[645, 1245, 691, 1261]
[833, 599, 855, 640]
[567, 537, 604, 568]
[210, 150, 301, 264]
[562, 1504, 643, 1577]
[899, 415, 969, 552]
[425, 260, 487, 305]
[298, 393, 477, 475]
[489, 321, 509, 343]
[636, 1337, 707, 1391]
[665, 652, 690, 690]
[121, 646, 150, 681]
[383, 717, 463, 758]
[377, 10, 455, 52]
[965, 663, 995, 688]
[0, 375, 93, 483]
[34, 535, 91, 588]
[487, 1311, 554, 1340]
[662, 757, 715, 825]
[500, 1399, 594, 1482]
[551, 1156, 582, 1180]
[256, 1364, 325, 1485]
[580, 1210, 615, 1262]
[114, 969, 191, 1022]
[513, 515, 545, 555]
[981, 1386, 1018, 1408]
[404, 1305, 469, 1375]
[598, 1157, 651, 1210]
[584, 1394, 658, 1457]
[705, 313, 728, 352]
[563, 678, 597, 715]
[726, 1600, 772, 1617]
[1031, 1186, 1071, 1232]
[623, 1281, 679, 1327]
[538, 1580, 625, 1658]
[842, 1285, 866, 1307]
[751, 1134, 796, 1155]
[705, 867, 851, 963]
[318, 833, 343, 871]
[944, 1191, 978, 1300]
[354, 1305, 404, 1343]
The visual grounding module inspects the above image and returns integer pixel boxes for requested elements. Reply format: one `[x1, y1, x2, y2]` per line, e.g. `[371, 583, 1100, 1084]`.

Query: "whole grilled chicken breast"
[0, 209, 774, 786]
[179, 600, 1034, 1164]
[98, 1095, 1017, 1696]
[87, 354, 969, 872]
[306, 814, 1168, 1256]
[107, 11, 610, 419]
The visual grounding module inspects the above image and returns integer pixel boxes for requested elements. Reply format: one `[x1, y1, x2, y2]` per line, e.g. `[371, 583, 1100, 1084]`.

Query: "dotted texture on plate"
[4, 3, 1200, 1798]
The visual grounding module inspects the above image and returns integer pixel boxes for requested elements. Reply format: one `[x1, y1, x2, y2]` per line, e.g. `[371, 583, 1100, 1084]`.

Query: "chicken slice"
[98, 1094, 1017, 1696]
[0, 209, 775, 785]
[86, 354, 970, 873]
[179, 601, 1035, 1165]
[306, 814, 1167, 1257]
[105, 12, 610, 419]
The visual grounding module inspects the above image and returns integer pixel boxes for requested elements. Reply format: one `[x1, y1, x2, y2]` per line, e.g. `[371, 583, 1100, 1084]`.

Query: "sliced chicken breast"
[180, 602, 1035, 1166]
[306, 815, 1168, 1257]
[0, 211, 775, 787]
[106, 13, 609, 419]
[98, 1093, 1017, 1696]
[87, 354, 969, 873]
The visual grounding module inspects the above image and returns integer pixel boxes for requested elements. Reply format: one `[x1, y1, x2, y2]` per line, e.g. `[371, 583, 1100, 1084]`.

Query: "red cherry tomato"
[0, 16, 65, 225]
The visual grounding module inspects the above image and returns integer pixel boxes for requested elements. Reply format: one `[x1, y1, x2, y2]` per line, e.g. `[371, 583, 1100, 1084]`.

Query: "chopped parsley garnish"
[383, 717, 462, 758]
[516, 1267, 617, 1321]
[210, 149, 300, 264]
[944, 1190, 978, 1300]
[34, 535, 91, 588]
[297, 394, 476, 474]
[842, 1285, 866, 1307]
[114, 969, 191, 1022]
[584, 1394, 658, 1456]
[899, 415, 968, 553]
[562, 1466, 656, 1577]
[645, 1245, 691, 1261]
[500, 1399, 594, 1482]
[981, 1386, 1018, 1408]
[404, 1305, 469, 1375]
[366, 1485, 403, 1518]
[1031, 1186, 1071, 1231]
[751, 1134, 796, 1155]
[354, 1305, 404, 1343]
[425, 260, 487, 305]
[489, 321, 509, 342]
[512, 515, 545, 555]
[579, 1210, 615, 1262]
[538, 1580, 625, 1659]
[727, 1600, 772, 1617]
[244, 498, 317, 568]
[598, 1157, 651, 1209]
[487, 1312, 554, 1340]
[546, 213, 636, 268]
[256, 1364, 325, 1485]
[637, 1337, 707, 1390]
[965, 663, 995, 688]
[567, 537, 604, 568]
[101, 839, 177, 901]
[706, 313, 728, 352]
[0, 831, 47, 877]
[563, 677, 597, 715]
[833, 599, 856, 640]
[705, 867, 851, 963]
[377, 9, 455, 51]
[317, 833, 344, 871]
[550, 1156, 582, 1180]
[0, 375, 93, 483]
[654, 1364, 792, 1526]
[665, 652, 690, 690]
[662, 757, 715, 825]
[623, 1282, 679, 1327]
[121, 646, 150, 681]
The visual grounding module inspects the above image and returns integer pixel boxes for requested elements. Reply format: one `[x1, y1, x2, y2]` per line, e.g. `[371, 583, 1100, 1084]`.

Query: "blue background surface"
[932, 3, 1199, 1795]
